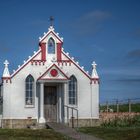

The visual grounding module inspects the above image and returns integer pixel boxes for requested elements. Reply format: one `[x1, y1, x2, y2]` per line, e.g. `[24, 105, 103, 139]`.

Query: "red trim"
[40, 31, 63, 43]
[57, 60, 71, 66]
[57, 60, 71, 63]
[31, 60, 46, 65]
[2, 77, 11, 79]
[57, 43, 62, 61]
[39, 43, 46, 61]
[62, 51, 91, 80]
[90, 79, 99, 84]
[2, 77, 11, 83]
[37, 63, 69, 80]
[11, 50, 41, 78]
[91, 78, 99, 80]
[39, 78, 68, 81]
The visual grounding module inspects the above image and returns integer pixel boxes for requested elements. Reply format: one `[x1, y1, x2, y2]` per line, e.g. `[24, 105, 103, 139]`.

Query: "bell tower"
[39, 17, 63, 62]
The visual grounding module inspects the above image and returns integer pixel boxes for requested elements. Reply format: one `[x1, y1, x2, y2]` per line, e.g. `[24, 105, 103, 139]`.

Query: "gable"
[39, 26, 63, 43]
[61, 51, 91, 80]
[6, 26, 93, 82]
[11, 49, 41, 79]
[37, 64, 69, 81]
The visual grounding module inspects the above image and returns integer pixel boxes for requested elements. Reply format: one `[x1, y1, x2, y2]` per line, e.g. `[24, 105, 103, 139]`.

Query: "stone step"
[46, 122, 103, 140]
[30, 123, 46, 129]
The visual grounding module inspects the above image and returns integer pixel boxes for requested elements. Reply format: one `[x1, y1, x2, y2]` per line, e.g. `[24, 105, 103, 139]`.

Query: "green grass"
[0, 129, 70, 140]
[78, 127, 140, 140]
[100, 103, 140, 112]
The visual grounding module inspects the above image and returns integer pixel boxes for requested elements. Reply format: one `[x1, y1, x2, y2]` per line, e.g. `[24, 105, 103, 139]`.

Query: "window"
[25, 75, 34, 105]
[68, 75, 77, 105]
[48, 38, 55, 54]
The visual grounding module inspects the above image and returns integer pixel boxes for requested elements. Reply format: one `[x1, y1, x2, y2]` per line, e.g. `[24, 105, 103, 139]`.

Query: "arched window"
[25, 75, 34, 105]
[48, 38, 55, 54]
[68, 75, 77, 105]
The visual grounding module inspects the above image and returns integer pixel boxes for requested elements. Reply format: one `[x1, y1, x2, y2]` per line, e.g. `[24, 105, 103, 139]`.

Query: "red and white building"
[0, 25, 99, 128]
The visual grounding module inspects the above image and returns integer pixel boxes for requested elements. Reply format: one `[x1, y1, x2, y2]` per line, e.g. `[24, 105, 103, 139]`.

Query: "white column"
[39, 83, 46, 123]
[58, 84, 62, 122]
[64, 83, 68, 123]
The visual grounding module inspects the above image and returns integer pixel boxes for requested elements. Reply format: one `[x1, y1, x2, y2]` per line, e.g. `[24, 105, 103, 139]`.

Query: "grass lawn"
[78, 127, 140, 140]
[0, 129, 70, 140]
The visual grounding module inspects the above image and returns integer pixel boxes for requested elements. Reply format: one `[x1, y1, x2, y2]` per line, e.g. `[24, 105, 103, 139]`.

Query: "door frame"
[43, 83, 65, 123]
[44, 85, 57, 122]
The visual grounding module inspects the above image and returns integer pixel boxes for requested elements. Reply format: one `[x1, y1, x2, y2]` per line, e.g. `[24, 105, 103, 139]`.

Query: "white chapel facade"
[0, 25, 99, 128]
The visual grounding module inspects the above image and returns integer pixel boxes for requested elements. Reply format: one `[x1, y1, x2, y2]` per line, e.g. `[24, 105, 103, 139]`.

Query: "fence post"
[106, 101, 109, 113]
[116, 99, 119, 113]
[128, 99, 131, 113]
[67, 107, 69, 126]
[71, 109, 74, 128]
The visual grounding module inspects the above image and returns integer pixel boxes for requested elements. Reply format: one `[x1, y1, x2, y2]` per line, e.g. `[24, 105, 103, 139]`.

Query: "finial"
[92, 61, 97, 69]
[49, 16, 54, 26]
[91, 61, 99, 79]
[4, 60, 9, 67]
[3, 60, 10, 77]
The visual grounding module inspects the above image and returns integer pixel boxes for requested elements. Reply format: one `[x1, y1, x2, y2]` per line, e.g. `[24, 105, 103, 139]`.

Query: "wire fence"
[100, 98, 140, 113]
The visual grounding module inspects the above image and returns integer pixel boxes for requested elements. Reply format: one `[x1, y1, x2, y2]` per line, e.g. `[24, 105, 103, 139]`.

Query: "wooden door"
[44, 86, 57, 122]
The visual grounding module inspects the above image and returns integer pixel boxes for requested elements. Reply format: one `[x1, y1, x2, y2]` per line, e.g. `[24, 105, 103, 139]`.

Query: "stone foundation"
[2, 119, 37, 128]
[2, 118, 100, 128]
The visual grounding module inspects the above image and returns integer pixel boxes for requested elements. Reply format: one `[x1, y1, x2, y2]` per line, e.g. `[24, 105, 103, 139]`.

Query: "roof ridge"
[62, 49, 91, 79]
[11, 49, 41, 78]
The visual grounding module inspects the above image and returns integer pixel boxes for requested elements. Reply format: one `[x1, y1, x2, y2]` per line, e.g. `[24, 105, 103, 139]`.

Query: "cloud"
[127, 49, 140, 58]
[80, 10, 111, 22]
[71, 10, 111, 36]
[126, 49, 140, 65]
[100, 67, 140, 76]
[115, 77, 140, 83]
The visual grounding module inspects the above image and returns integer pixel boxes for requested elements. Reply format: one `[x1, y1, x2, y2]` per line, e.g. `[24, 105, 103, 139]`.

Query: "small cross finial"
[92, 61, 97, 69]
[4, 60, 9, 67]
[3, 60, 10, 77]
[49, 16, 54, 26]
[91, 61, 99, 79]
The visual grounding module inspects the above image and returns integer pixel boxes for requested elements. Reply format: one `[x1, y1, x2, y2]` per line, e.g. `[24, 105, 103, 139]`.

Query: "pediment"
[38, 64, 69, 80]
[39, 26, 63, 44]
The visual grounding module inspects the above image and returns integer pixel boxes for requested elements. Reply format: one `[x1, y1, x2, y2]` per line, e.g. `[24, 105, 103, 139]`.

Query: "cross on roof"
[4, 60, 9, 67]
[92, 61, 97, 69]
[49, 16, 54, 26]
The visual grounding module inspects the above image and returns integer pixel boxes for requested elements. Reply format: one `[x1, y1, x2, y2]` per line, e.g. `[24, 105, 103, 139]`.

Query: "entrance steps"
[30, 123, 46, 129]
[46, 122, 102, 140]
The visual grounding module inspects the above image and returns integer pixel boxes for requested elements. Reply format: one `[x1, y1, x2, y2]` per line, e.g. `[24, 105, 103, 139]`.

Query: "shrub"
[101, 115, 140, 127]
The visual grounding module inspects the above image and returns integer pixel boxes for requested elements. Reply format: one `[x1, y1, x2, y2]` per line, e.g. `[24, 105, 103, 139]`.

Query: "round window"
[50, 69, 58, 77]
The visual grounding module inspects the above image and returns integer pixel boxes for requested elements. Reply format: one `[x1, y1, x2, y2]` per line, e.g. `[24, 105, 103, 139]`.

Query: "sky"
[0, 0, 140, 103]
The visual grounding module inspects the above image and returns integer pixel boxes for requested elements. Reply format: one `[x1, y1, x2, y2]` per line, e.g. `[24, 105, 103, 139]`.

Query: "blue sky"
[0, 0, 140, 103]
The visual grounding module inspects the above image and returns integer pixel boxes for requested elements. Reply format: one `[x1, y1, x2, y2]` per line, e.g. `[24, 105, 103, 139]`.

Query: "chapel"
[0, 23, 99, 128]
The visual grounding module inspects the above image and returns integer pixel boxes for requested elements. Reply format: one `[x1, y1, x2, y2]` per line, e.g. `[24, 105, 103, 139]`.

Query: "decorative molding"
[90, 78, 99, 84]
[31, 60, 46, 65]
[39, 30, 63, 43]
[2, 77, 11, 83]
[57, 43, 62, 61]
[37, 63, 69, 81]
[62, 51, 91, 80]
[57, 60, 72, 66]
[11, 50, 41, 78]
